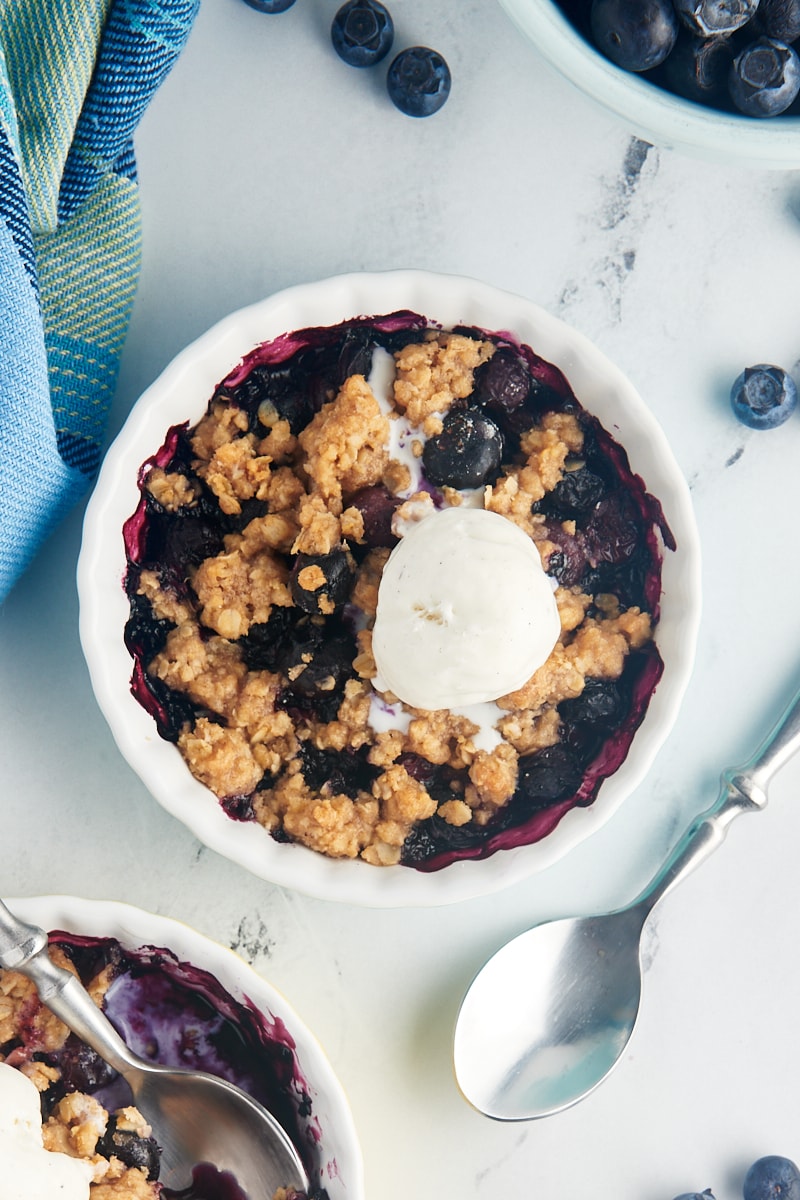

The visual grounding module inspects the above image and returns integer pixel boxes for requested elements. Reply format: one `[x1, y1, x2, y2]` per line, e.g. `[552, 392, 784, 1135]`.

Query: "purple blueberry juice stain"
[35, 932, 329, 1200]
[122, 311, 673, 872]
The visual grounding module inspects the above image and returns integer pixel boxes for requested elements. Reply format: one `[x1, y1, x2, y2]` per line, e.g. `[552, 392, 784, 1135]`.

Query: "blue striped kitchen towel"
[0, 0, 199, 603]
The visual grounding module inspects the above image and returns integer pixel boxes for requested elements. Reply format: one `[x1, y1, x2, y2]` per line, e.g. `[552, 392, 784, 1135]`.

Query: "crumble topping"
[124, 317, 669, 869]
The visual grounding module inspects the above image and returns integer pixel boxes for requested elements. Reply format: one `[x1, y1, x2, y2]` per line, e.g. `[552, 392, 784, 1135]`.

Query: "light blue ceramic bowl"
[498, 0, 800, 169]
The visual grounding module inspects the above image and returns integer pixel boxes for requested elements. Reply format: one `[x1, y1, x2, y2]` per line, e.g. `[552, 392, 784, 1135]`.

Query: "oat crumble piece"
[190, 399, 250, 460]
[196, 436, 271, 516]
[351, 549, 389, 618]
[371, 763, 437, 825]
[499, 641, 586, 713]
[383, 457, 412, 495]
[0, 948, 75, 1052]
[256, 417, 297, 464]
[340, 504, 366, 543]
[44, 1091, 107, 1160]
[437, 798, 472, 826]
[149, 622, 247, 717]
[466, 743, 519, 811]
[298, 373, 389, 504]
[144, 467, 200, 512]
[178, 716, 264, 797]
[192, 545, 292, 639]
[497, 705, 562, 755]
[292, 493, 342, 555]
[136, 568, 194, 626]
[393, 332, 495, 427]
[273, 773, 379, 859]
[405, 708, 480, 769]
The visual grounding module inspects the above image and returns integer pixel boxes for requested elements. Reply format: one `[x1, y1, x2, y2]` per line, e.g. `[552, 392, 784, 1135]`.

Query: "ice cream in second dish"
[0, 1063, 93, 1200]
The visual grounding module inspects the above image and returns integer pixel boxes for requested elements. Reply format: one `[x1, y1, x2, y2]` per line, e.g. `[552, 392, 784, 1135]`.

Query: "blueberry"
[241, 0, 296, 11]
[277, 619, 357, 720]
[756, 0, 800, 43]
[290, 549, 355, 614]
[422, 408, 503, 489]
[348, 483, 400, 547]
[743, 1156, 800, 1200]
[97, 1120, 161, 1180]
[662, 31, 735, 104]
[473, 347, 531, 414]
[590, 0, 678, 72]
[386, 46, 451, 116]
[671, 1192, 715, 1200]
[729, 37, 800, 116]
[534, 465, 607, 519]
[54, 1036, 118, 1094]
[559, 678, 627, 729]
[331, 0, 394, 67]
[517, 744, 583, 808]
[673, 0, 758, 36]
[730, 363, 798, 428]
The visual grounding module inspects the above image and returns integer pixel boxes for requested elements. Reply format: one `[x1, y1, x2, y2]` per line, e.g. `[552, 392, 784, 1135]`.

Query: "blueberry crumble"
[122, 311, 673, 870]
[0, 932, 328, 1199]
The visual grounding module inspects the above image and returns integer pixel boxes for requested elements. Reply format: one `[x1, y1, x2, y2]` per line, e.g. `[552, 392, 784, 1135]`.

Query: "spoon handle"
[0, 899, 141, 1077]
[634, 680, 800, 915]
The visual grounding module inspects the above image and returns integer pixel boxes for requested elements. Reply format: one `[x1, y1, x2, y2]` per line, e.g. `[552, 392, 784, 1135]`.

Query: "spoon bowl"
[454, 906, 647, 1120]
[454, 680, 800, 1121]
[0, 899, 310, 1195]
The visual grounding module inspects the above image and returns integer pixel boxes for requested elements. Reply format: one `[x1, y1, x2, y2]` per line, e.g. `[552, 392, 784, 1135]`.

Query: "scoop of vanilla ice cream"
[372, 507, 560, 710]
[0, 1063, 93, 1200]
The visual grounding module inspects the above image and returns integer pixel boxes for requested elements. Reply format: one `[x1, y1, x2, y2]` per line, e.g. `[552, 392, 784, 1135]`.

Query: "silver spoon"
[454, 680, 800, 1121]
[0, 900, 310, 1195]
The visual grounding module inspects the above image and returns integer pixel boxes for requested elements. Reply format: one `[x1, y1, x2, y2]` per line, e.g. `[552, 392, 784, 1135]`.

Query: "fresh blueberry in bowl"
[756, 0, 800, 43]
[662, 30, 735, 102]
[331, 0, 394, 67]
[743, 1156, 800, 1200]
[673, 0, 758, 36]
[241, 0, 297, 11]
[386, 46, 451, 116]
[730, 363, 798, 428]
[729, 36, 800, 113]
[589, 0, 679, 71]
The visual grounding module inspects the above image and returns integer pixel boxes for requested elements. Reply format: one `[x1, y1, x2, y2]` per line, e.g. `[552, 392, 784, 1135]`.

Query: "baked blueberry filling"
[123, 311, 673, 870]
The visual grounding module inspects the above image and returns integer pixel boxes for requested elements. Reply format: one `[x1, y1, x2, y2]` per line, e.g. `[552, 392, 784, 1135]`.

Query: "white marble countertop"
[4, 2, 800, 1197]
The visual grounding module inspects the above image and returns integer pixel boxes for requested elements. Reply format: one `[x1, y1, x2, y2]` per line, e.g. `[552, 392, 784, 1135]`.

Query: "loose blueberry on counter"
[386, 46, 451, 116]
[590, 0, 679, 71]
[730, 363, 798, 428]
[422, 408, 503, 489]
[743, 1156, 800, 1200]
[240, 0, 296, 11]
[331, 0, 394, 66]
[671, 1192, 715, 1200]
[729, 37, 800, 115]
[662, 29, 735, 102]
[673, 0, 758, 36]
